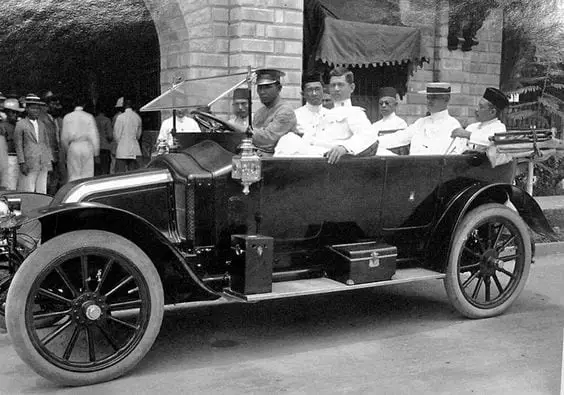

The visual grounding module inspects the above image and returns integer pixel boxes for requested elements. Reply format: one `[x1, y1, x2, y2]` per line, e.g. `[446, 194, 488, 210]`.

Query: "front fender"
[426, 182, 556, 272]
[14, 202, 220, 304]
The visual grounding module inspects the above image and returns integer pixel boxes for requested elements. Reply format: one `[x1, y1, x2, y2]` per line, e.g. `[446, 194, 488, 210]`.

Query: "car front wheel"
[444, 203, 531, 319]
[6, 230, 164, 386]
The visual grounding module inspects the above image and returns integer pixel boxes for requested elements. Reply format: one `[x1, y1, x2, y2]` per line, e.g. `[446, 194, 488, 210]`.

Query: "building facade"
[144, 0, 503, 126]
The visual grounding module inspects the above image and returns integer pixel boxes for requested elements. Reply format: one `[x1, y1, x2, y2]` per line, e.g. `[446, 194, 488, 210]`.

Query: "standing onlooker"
[114, 99, 142, 173]
[14, 94, 53, 193]
[61, 97, 100, 182]
[95, 104, 113, 175]
[40, 92, 63, 194]
[0, 99, 24, 190]
[157, 107, 201, 147]
[0, 92, 7, 121]
[110, 97, 124, 174]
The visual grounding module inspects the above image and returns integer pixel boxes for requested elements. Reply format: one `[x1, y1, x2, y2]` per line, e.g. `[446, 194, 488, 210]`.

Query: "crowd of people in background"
[0, 91, 146, 195]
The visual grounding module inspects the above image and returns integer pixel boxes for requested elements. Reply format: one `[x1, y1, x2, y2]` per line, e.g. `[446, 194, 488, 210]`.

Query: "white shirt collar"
[478, 118, 500, 128]
[429, 109, 450, 121]
[305, 103, 322, 112]
[333, 98, 352, 108]
[381, 112, 398, 122]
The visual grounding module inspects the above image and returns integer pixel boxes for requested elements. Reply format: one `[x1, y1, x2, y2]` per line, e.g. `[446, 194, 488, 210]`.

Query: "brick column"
[229, 0, 304, 108]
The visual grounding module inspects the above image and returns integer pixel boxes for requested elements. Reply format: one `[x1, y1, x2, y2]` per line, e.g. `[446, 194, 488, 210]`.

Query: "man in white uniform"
[378, 82, 466, 155]
[450, 87, 509, 151]
[61, 97, 100, 182]
[318, 67, 375, 163]
[274, 73, 330, 157]
[371, 87, 407, 133]
[157, 107, 201, 147]
[275, 68, 375, 162]
[294, 73, 329, 139]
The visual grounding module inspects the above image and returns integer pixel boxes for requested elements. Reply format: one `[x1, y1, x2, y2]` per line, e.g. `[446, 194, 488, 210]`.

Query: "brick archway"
[142, 0, 191, 93]
[142, 0, 304, 109]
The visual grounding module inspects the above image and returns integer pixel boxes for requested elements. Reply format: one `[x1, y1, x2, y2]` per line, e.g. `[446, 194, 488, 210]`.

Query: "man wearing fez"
[451, 87, 509, 151]
[228, 88, 249, 127]
[371, 87, 407, 133]
[229, 68, 297, 155]
[378, 82, 465, 155]
[294, 72, 329, 139]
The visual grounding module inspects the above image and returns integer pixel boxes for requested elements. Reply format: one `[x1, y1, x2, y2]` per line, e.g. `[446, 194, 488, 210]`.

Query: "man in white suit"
[114, 99, 142, 173]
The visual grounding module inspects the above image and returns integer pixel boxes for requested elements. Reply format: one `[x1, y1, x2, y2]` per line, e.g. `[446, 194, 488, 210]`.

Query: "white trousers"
[18, 168, 49, 194]
[67, 141, 94, 182]
[1, 155, 19, 190]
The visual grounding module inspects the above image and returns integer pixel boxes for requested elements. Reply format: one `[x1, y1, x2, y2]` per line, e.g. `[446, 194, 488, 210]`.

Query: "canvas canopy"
[315, 17, 428, 68]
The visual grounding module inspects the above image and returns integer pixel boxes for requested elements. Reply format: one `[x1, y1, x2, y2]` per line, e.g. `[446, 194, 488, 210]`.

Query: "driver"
[157, 107, 201, 147]
[229, 68, 297, 156]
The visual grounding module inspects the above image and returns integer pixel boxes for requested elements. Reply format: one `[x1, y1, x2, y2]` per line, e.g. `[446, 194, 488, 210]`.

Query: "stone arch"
[142, 0, 191, 94]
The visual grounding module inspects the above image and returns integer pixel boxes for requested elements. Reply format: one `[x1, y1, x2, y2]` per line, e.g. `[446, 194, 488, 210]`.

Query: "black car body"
[0, 73, 555, 386]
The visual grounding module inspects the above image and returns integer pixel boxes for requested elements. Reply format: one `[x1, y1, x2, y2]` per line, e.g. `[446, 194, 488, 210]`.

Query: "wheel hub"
[71, 293, 107, 324]
[84, 303, 102, 321]
[480, 249, 500, 276]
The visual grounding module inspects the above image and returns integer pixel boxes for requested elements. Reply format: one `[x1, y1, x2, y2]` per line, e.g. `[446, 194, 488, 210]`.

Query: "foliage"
[514, 156, 564, 196]
[498, 0, 564, 127]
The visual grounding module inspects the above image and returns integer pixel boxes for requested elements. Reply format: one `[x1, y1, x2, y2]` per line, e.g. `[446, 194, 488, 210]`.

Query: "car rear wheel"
[444, 203, 531, 318]
[6, 230, 164, 386]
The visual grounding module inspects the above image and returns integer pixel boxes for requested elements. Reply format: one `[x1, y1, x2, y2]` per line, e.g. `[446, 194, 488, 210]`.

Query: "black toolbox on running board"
[327, 241, 397, 285]
[229, 234, 274, 295]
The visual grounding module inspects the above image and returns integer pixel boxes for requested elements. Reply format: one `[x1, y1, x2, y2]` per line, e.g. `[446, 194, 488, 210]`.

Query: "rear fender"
[18, 203, 220, 304]
[426, 183, 555, 272]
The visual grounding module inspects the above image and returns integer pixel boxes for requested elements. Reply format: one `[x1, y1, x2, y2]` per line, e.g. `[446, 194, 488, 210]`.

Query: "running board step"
[223, 267, 445, 302]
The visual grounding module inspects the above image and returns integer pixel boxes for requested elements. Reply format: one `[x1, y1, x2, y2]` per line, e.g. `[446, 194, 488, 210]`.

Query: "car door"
[257, 157, 386, 241]
[380, 155, 444, 230]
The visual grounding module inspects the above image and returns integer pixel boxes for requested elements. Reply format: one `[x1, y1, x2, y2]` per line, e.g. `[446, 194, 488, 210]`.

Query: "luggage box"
[229, 234, 274, 295]
[328, 241, 397, 285]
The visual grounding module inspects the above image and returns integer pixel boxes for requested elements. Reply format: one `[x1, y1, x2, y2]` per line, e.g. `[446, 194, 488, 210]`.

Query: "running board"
[223, 267, 445, 302]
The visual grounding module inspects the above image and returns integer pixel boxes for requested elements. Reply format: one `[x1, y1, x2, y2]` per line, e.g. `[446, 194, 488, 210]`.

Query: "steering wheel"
[191, 110, 239, 133]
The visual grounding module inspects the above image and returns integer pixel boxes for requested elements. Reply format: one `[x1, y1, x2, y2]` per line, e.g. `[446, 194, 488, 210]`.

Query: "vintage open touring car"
[0, 71, 557, 386]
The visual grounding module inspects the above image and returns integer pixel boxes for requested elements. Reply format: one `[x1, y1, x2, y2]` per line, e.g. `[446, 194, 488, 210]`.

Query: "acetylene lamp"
[232, 138, 261, 195]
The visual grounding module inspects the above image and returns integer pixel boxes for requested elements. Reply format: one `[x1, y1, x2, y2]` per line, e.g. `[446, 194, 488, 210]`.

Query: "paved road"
[1, 254, 564, 394]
